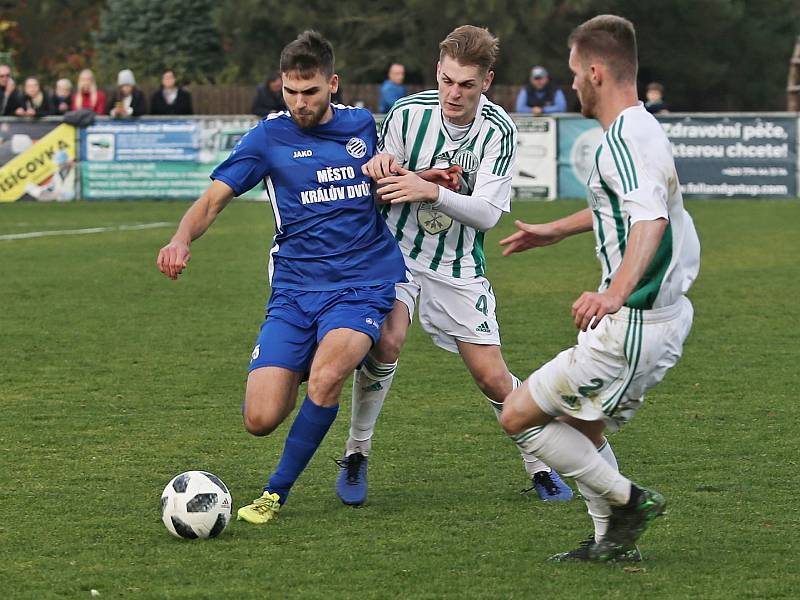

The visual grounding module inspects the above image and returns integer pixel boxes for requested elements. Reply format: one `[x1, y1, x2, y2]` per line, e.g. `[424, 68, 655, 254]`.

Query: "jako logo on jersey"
[346, 137, 367, 159]
[251, 344, 260, 361]
[293, 149, 313, 158]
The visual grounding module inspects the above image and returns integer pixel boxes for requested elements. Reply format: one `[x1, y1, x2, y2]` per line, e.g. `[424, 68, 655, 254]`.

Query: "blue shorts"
[248, 284, 396, 373]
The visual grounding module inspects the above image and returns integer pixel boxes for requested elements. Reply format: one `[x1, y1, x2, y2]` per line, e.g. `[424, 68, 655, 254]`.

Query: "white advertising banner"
[511, 115, 557, 200]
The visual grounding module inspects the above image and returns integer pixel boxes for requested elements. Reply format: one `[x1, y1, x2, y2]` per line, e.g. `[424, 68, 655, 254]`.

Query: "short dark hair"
[439, 25, 499, 74]
[280, 30, 335, 78]
[647, 82, 664, 94]
[568, 15, 637, 83]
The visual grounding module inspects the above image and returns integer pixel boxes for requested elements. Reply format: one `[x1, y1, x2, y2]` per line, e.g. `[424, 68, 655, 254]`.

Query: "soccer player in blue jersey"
[156, 31, 407, 524]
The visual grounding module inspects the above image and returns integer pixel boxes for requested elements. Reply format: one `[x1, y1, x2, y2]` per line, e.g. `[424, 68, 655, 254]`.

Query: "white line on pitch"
[0, 222, 173, 241]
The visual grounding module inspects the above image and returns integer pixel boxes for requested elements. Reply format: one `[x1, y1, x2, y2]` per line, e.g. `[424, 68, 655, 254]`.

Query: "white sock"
[577, 438, 619, 541]
[513, 420, 631, 505]
[346, 354, 396, 456]
[488, 374, 550, 476]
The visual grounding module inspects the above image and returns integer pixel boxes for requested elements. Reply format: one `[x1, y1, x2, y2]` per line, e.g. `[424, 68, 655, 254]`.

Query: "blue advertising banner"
[556, 116, 602, 199]
[80, 120, 202, 162]
[557, 114, 798, 199]
[79, 117, 261, 199]
[660, 115, 797, 198]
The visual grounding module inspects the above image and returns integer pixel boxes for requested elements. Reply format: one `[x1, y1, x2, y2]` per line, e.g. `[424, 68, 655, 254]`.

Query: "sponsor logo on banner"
[0, 123, 77, 202]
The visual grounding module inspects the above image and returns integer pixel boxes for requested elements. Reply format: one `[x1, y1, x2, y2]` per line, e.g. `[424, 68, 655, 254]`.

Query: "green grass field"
[1, 198, 798, 599]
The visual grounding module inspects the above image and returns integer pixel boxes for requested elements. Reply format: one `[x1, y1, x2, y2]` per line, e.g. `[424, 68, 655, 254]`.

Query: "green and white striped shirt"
[587, 103, 700, 309]
[378, 90, 517, 278]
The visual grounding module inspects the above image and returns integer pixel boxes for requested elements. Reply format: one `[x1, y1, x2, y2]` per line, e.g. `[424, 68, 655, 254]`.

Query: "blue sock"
[265, 396, 339, 504]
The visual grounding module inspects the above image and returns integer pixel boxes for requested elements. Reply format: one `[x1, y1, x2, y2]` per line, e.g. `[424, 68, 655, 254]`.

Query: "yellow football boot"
[236, 491, 281, 524]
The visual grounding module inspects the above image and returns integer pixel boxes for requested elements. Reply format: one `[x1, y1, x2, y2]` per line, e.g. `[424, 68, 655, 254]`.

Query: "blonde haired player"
[334, 25, 572, 505]
[500, 15, 700, 561]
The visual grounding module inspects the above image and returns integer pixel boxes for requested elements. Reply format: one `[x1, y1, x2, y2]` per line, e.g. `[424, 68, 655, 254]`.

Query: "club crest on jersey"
[452, 149, 479, 173]
[417, 204, 453, 235]
[449, 149, 478, 195]
[346, 137, 367, 159]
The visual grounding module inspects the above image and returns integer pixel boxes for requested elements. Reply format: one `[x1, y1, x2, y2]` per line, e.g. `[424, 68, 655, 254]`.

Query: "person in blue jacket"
[515, 65, 566, 115]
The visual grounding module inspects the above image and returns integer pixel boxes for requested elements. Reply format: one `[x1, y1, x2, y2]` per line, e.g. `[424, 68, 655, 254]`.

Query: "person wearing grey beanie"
[107, 68, 148, 117]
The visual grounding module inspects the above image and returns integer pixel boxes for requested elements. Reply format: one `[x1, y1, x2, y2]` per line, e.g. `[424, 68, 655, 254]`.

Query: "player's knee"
[307, 366, 347, 405]
[473, 368, 511, 402]
[499, 386, 538, 435]
[243, 415, 278, 437]
[373, 330, 404, 363]
[242, 406, 281, 436]
[499, 403, 527, 435]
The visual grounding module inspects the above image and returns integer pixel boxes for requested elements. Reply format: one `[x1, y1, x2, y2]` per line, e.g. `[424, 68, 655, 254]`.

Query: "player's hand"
[362, 153, 401, 181]
[499, 220, 564, 256]
[375, 167, 439, 204]
[571, 290, 624, 331]
[157, 240, 191, 280]
[418, 165, 463, 192]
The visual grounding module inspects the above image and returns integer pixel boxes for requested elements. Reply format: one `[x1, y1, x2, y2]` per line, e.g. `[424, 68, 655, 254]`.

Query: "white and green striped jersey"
[587, 103, 700, 309]
[378, 90, 517, 278]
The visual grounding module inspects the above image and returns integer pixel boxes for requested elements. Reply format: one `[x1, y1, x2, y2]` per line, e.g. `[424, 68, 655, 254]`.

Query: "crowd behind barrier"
[2, 61, 675, 118]
[3, 82, 530, 117]
[0, 112, 797, 203]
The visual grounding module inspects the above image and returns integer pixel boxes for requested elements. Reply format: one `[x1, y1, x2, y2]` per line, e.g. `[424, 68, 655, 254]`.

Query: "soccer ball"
[160, 471, 232, 539]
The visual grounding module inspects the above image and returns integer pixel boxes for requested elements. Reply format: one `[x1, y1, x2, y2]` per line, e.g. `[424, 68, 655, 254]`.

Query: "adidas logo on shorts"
[475, 321, 491, 333]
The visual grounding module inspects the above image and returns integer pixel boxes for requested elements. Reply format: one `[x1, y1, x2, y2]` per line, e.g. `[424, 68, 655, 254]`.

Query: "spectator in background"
[72, 69, 106, 114]
[515, 65, 566, 115]
[15, 77, 55, 117]
[644, 82, 669, 114]
[251, 72, 286, 117]
[150, 68, 193, 115]
[107, 69, 147, 117]
[379, 62, 406, 113]
[53, 78, 73, 115]
[1, 64, 22, 116]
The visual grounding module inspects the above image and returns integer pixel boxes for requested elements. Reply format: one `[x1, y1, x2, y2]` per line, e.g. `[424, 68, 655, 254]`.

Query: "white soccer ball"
[160, 471, 232, 539]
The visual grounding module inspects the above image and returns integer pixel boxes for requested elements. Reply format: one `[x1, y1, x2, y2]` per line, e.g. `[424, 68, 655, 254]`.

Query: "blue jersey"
[211, 105, 406, 291]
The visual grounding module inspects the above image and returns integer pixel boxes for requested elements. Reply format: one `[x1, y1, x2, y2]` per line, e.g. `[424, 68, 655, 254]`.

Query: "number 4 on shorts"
[475, 294, 488, 316]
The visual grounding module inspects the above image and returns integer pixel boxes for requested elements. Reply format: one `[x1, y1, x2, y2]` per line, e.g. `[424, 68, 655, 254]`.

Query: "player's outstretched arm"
[571, 217, 668, 331]
[362, 153, 402, 182]
[374, 167, 438, 205]
[156, 180, 235, 280]
[500, 208, 593, 256]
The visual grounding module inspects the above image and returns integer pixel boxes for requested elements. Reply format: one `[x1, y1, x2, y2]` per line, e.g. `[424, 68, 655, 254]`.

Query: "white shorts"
[528, 296, 693, 431]
[395, 256, 501, 353]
